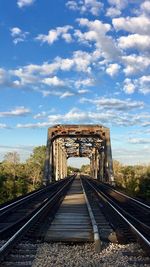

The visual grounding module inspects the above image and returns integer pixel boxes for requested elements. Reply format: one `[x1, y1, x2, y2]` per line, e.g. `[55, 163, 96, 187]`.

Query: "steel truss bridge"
[44, 124, 114, 184]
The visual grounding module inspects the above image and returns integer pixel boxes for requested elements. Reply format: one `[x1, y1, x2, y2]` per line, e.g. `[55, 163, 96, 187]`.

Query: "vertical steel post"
[105, 129, 114, 184]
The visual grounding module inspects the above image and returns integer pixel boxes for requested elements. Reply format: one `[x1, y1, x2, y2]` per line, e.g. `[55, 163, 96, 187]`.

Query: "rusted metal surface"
[44, 125, 114, 184]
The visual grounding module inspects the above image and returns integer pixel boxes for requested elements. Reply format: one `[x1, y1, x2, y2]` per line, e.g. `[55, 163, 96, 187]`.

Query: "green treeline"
[0, 146, 46, 204]
[0, 147, 150, 204]
[67, 162, 150, 201]
[113, 160, 150, 201]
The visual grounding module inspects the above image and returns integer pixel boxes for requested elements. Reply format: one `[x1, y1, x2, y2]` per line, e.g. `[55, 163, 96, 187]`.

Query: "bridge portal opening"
[67, 157, 90, 174]
[67, 157, 90, 168]
[44, 124, 114, 184]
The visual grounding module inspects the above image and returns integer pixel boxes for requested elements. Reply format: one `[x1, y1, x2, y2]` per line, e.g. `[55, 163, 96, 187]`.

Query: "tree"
[80, 164, 90, 175]
[67, 166, 80, 175]
[25, 146, 46, 189]
[2, 152, 20, 198]
[138, 167, 150, 200]
[4, 151, 20, 164]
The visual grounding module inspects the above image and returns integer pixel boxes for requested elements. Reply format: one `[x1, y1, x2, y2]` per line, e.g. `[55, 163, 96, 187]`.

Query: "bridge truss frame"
[44, 124, 114, 184]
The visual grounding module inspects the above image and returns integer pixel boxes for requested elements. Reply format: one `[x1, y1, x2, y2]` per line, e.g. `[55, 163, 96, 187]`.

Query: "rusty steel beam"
[44, 125, 114, 185]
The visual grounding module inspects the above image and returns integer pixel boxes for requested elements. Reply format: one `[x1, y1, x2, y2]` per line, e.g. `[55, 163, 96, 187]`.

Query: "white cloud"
[0, 123, 8, 129]
[60, 91, 75, 98]
[17, 122, 51, 128]
[78, 89, 90, 94]
[0, 144, 35, 151]
[16, 105, 150, 129]
[141, 1, 150, 14]
[113, 146, 150, 165]
[123, 78, 135, 94]
[0, 107, 31, 117]
[76, 18, 120, 60]
[34, 111, 47, 119]
[42, 76, 65, 87]
[36, 26, 73, 45]
[122, 54, 150, 75]
[112, 16, 150, 35]
[108, 0, 128, 10]
[75, 78, 94, 88]
[11, 27, 22, 37]
[106, 63, 120, 76]
[10, 27, 29, 44]
[106, 7, 121, 17]
[80, 97, 144, 111]
[17, 0, 35, 8]
[128, 138, 150, 144]
[66, 0, 103, 16]
[0, 68, 7, 85]
[123, 75, 150, 94]
[137, 75, 150, 94]
[106, 0, 128, 17]
[118, 34, 150, 51]
[142, 122, 150, 127]
[11, 50, 97, 89]
[12, 67, 38, 85]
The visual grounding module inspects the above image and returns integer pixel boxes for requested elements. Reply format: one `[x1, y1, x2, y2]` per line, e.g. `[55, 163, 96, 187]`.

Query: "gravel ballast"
[32, 242, 150, 267]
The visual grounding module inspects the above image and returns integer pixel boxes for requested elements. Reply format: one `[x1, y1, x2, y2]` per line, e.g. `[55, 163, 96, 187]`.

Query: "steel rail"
[81, 178, 101, 252]
[0, 178, 72, 238]
[0, 176, 74, 261]
[0, 178, 69, 214]
[83, 177, 150, 252]
[94, 181, 150, 210]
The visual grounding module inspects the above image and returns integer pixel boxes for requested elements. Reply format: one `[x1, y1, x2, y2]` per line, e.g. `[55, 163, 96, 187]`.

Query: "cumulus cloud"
[66, 0, 103, 16]
[0, 107, 31, 117]
[108, 0, 128, 10]
[17, 0, 35, 8]
[123, 75, 150, 94]
[138, 75, 150, 94]
[76, 18, 120, 60]
[122, 54, 150, 75]
[80, 97, 144, 111]
[75, 78, 94, 88]
[106, 7, 121, 17]
[118, 34, 150, 51]
[106, 0, 128, 17]
[11, 50, 98, 89]
[141, 1, 150, 14]
[16, 109, 116, 128]
[36, 26, 73, 45]
[16, 106, 150, 129]
[123, 78, 135, 94]
[0, 50, 100, 98]
[10, 27, 29, 44]
[106, 63, 120, 76]
[112, 16, 150, 35]
[42, 76, 65, 87]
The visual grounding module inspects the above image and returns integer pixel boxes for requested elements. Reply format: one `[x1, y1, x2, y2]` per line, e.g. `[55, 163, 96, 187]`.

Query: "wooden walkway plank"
[44, 176, 93, 242]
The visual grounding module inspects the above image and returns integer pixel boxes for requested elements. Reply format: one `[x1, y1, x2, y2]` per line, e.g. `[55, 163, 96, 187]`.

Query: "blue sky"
[0, 0, 150, 166]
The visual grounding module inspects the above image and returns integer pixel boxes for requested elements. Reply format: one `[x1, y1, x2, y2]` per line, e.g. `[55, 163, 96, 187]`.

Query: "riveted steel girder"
[44, 124, 114, 185]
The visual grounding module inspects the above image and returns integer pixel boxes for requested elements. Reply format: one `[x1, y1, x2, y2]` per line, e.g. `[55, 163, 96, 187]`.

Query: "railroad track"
[81, 175, 150, 254]
[44, 175, 96, 243]
[0, 175, 74, 266]
[0, 174, 149, 266]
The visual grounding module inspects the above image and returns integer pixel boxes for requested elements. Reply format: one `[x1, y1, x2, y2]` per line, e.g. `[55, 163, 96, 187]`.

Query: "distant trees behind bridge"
[0, 146, 46, 204]
[0, 147, 149, 204]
